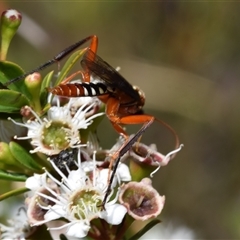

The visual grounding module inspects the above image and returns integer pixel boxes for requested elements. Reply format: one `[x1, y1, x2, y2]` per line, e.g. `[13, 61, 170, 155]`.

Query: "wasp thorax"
[133, 85, 145, 107]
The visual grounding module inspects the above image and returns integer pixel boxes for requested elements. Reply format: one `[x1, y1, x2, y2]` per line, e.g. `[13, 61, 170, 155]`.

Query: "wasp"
[6, 35, 177, 143]
[6, 35, 179, 207]
[50, 49, 148, 138]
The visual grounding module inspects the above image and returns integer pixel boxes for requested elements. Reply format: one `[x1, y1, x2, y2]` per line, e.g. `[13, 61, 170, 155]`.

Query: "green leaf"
[0, 61, 31, 99]
[0, 170, 27, 181]
[9, 141, 42, 171]
[55, 48, 86, 86]
[40, 70, 54, 107]
[41, 102, 51, 115]
[128, 219, 161, 240]
[0, 89, 30, 113]
[0, 187, 29, 201]
[41, 70, 54, 90]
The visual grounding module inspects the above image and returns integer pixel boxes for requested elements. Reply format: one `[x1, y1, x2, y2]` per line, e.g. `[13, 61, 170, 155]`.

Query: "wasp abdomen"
[49, 82, 108, 97]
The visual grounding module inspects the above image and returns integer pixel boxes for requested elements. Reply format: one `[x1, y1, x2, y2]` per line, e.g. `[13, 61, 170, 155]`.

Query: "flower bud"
[0, 9, 22, 60]
[25, 73, 42, 112]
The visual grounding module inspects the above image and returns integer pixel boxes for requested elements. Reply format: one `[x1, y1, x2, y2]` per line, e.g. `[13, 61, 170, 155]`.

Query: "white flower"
[8, 98, 104, 155]
[67, 96, 102, 118]
[25, 172, 48, 190]
[0, 208, 35, 240]
[25, 150, 129, 238]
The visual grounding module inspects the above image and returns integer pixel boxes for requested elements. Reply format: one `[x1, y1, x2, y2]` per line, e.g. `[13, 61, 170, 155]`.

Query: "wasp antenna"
[54, 35, 95, 61]
[4, 59, 56, 86]
[5, 35, 98, 87]
[155, 118, 180, 159]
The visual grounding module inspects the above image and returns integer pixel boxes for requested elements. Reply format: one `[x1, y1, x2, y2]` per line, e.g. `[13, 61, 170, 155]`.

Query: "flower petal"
[100, 203, 127, 225]
[117, 163, 131, 181]
[44, 204, 66, 221]
[66, 221, 91, 238]
[25, 173, 47, 190]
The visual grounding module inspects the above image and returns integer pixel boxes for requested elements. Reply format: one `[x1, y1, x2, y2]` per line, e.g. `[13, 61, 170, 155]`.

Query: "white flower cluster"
[25, 150, 130, 238]
[2, 94, 183, 239]
[3, 96, 132, 239]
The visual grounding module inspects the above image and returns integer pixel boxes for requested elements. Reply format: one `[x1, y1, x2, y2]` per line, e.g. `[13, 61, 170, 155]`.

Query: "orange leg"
[82, 35, 98, 82]
[104, 97, 155, 186]
[101, 116, 155, 209]
[107, 116, 155, 176]
[117, 114, 179, 154]
[60, 70, 86, 85]
[104, 96, 179, 166]
[104, 97, 154, 137]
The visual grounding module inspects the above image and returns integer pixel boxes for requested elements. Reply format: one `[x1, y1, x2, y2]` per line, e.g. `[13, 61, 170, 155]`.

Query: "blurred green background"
[1, 1, 240, 239]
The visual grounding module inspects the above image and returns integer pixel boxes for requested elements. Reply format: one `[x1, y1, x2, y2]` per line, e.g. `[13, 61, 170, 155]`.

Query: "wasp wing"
[81, 50, 141, 102]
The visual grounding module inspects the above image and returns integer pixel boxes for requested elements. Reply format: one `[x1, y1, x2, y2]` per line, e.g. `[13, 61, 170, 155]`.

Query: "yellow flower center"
[42, 121, 71, 150]
[70, 189, 102, 220]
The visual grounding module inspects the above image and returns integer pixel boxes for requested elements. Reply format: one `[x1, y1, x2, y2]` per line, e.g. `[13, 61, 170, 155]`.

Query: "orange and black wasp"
[6, 35, 179, 207]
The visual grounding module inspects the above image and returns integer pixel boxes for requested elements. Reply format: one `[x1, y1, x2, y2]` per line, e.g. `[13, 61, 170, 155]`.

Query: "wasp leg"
[101, 118, 154, 209]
